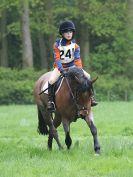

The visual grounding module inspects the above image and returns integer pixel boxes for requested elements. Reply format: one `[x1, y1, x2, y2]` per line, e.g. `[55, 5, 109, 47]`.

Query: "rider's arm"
[74, 44, 83, 68]
[53, 42, 63, 72]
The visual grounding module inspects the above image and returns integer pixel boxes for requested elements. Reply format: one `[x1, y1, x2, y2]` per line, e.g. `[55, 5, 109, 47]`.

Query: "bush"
[94, 75, 133, 101]
[0, 67, 46, 105]
[0, 67, 44, 81]
[0, 67, 132, 104]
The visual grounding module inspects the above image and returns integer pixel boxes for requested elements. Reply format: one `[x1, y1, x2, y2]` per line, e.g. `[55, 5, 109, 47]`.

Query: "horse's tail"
[37, 107, 49, 135]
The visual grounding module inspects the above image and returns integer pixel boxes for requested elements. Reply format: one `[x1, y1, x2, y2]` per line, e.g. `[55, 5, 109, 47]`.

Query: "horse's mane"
[67, 67, 84, 78]
[67, 67, 92, 92]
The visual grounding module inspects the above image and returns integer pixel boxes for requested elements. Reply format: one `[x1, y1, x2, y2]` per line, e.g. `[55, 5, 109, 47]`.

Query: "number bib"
[58, 40, 75, 64]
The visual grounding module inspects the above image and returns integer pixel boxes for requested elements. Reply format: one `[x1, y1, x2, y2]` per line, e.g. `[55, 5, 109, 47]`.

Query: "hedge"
[0, 67, 132, 104]
[0, 68, 45, 105]
[94, 75, 133, 101]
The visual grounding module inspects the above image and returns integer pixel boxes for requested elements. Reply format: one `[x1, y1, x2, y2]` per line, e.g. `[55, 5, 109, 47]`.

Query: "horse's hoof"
[95, 153, 100, 156]
[48, 147, 52, 151]
[95, 149, 101, 155]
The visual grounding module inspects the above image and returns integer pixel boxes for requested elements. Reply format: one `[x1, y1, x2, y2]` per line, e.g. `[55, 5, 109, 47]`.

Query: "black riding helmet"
[59, 20, 76, 35]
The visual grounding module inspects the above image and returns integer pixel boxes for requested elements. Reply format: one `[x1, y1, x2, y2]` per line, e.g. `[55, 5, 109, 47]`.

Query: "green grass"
[0, 102, 133, 177]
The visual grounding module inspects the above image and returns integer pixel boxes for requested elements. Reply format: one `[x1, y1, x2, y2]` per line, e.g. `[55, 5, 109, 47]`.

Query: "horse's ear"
[91, 76, 98, 84]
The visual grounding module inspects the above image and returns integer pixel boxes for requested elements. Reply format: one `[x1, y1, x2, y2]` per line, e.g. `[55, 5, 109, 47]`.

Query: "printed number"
[60, 50, 64, 58]
[60, 48, 74, 59]
[65, 49, 71, 58]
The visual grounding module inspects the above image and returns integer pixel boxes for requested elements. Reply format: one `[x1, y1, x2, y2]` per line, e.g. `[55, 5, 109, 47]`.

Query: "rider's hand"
[60, 70, 67, 77]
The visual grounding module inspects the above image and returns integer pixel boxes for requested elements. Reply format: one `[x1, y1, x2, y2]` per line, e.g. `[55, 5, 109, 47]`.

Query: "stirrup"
[47, 101, 56, 112]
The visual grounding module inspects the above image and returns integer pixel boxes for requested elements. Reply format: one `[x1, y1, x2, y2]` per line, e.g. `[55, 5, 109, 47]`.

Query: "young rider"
[47, 20, 98, 112]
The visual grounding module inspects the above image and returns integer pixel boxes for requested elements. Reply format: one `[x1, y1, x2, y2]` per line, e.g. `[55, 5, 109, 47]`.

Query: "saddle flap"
[41, 77, 64, 95]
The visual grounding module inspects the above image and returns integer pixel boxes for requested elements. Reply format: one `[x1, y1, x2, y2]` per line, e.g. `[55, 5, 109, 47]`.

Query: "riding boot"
[91, 86, 98, 107]
[47, 82, 56, 112]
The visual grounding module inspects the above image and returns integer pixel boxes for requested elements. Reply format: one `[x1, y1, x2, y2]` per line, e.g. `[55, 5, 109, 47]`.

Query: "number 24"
[60, 48, 74, 59]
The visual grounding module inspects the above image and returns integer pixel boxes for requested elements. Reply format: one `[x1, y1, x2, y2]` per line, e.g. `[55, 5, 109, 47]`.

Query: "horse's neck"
[64, 78, 77, 97]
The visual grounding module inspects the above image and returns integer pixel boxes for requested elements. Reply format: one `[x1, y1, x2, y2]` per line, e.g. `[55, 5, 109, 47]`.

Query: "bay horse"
[34, 67, 100, 154]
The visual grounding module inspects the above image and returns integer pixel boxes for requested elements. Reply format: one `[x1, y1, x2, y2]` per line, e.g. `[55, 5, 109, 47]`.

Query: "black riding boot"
[47, 82, 56, 112]
[91, 86, 98, 107]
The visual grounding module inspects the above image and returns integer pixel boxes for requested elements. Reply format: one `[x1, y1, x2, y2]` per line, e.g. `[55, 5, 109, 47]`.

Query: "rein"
[65, 77, 88, 117]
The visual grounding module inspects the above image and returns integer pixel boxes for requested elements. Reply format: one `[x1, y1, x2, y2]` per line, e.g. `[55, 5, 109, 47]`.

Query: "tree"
[0, 9, 8, 67]
[21, 0, 33, 68]
[0, 0, 131, 79]
[38, 32, 47, 69]
[125, 0, 133, 78]
[128, 0, 133, 30]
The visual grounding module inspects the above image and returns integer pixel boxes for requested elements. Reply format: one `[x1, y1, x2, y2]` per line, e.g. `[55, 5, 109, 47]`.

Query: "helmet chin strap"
[61, 36, 72, 42]
[63, 38, 72, 42]
[62, 33, 75, 41]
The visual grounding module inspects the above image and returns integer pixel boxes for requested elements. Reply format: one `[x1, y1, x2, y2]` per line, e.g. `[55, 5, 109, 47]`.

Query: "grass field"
[0, 102, 133, 177]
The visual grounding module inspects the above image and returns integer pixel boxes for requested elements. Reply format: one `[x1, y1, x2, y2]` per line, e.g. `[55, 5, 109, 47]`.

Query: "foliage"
[0, 67, 45, 104]
[0, 67, 132, 105]
[1, 0, 132, 72]
[94, 74, 133, 101]
[0, 0, 133, 103]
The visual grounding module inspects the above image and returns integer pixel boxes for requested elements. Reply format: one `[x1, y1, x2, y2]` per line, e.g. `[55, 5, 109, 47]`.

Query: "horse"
[33, 67, 100, 154]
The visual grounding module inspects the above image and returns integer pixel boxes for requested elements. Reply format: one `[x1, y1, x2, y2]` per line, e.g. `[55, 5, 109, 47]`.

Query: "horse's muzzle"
[79, 109, 89, 118]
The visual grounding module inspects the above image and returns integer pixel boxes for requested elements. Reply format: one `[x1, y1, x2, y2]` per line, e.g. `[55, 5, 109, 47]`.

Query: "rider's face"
[63, 31, 73, 40]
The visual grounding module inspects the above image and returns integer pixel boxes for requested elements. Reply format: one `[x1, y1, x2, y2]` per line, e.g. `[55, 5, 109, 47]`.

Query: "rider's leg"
[83, 69, 98, 107]
[48, 68, 61, 112]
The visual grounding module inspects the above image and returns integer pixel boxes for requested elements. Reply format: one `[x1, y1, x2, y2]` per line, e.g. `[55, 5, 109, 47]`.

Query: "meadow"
[0, 102, 133, 177]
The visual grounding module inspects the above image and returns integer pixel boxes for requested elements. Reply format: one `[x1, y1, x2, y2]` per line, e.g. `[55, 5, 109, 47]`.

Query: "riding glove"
[60, 70, 67, 77]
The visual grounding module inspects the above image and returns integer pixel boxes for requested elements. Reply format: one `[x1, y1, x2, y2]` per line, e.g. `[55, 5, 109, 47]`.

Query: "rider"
[47, 20, 98, 112]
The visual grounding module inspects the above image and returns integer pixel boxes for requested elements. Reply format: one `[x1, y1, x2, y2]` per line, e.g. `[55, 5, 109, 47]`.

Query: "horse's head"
[66, 67, 97, 118]
[67, 67, 93, 92]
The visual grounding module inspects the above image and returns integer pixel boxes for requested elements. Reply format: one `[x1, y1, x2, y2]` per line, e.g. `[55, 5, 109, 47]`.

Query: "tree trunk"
[21, 0, 33, 68]
[45, 0, 54, 70]
[0, 10, 8, 67]
[38, 32, 48, 69]
[80, 23, 90, 70]
[127, 0, 133, 78]
[127, 0, 133, 30]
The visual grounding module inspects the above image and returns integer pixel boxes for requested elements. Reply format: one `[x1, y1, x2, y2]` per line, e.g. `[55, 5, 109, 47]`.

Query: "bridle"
[65, 76, 92, 117]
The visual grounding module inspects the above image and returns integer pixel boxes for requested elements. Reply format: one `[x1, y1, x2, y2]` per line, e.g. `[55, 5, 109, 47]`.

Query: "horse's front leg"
[62, 118, 72, 149]
[85, 111, 100, 154]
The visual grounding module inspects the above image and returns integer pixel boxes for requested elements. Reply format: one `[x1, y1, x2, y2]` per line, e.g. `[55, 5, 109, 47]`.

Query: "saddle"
[41, 76, 64, 96]
[53, 76, 64, 99]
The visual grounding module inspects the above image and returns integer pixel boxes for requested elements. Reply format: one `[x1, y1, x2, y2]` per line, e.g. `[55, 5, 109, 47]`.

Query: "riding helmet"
[59, 20, 76, 35]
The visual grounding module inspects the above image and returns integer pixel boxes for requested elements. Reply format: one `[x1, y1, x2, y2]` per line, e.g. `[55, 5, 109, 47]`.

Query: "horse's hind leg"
[85, 112, 100, 154]
[48, 114, 62, 150]
[46, 112, 63, 150]
[62, 119, 72, 149]
[37, 106, 48, 135]
[38, 106, 62, 150]
[48, 132, 53, 150]
[49, 123, 63, 150]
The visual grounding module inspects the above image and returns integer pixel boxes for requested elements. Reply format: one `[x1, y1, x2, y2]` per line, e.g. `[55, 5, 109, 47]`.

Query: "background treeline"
[0, 0, 133, 104]
[0, 67, 132, 105]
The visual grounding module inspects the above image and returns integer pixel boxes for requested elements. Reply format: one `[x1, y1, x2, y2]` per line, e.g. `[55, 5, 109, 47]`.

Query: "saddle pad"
[41, 78, 64, 95]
